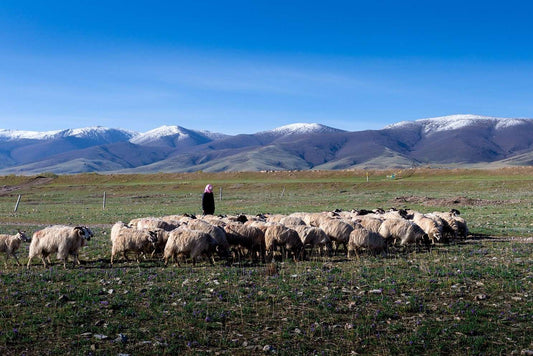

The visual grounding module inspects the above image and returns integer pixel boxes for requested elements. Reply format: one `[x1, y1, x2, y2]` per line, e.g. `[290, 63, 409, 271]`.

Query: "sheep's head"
[82, 226, 94, 240]
[147, 231, 158, 244]
[17, 230, 30, 242]
[74, 226, 90, 240]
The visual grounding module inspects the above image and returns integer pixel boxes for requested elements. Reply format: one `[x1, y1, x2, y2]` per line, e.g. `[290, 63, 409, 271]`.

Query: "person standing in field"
[202, 184, 215, 215]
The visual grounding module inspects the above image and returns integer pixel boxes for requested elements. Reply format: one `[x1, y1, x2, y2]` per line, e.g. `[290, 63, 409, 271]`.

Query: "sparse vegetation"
[0, 168, 532, 355]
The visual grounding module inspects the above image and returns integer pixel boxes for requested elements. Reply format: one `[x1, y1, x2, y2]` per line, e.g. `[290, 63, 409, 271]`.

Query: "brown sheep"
[0, 230, 30, 266]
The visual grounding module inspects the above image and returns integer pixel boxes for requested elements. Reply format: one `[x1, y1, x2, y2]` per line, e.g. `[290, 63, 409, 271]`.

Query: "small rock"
[114, 333, 127, 343]
[475, 294, 488, 301]
[369, 289, 382, 294]
[94, 334, 109, 340]
[80, 332, 93, 338]
[263, 344, 274, 352]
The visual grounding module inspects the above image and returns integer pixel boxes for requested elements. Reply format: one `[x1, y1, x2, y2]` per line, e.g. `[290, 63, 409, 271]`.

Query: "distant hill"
[0, 116, 532, 174]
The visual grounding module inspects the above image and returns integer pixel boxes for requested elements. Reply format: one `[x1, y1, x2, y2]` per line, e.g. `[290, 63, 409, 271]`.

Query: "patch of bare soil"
[0, 176, 55, 196]
[393, 195, 508, 207]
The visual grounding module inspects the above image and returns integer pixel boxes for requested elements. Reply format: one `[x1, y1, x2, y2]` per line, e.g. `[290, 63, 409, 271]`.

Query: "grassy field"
[0, 168, 532, 355]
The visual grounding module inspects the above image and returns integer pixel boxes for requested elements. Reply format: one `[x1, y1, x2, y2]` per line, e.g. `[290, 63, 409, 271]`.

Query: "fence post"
[219, 187, 222, 201]
[280, 186, 286, 198]
[14, 194, 21, 213]
[103, 191, 106, 210]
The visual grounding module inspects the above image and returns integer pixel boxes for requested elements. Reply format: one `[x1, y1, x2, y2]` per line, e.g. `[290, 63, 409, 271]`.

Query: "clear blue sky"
[1, 0, 533, 134]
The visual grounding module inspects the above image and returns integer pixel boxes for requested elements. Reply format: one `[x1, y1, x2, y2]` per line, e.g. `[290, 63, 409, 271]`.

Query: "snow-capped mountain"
[0, 115, 532, 174]
[130, 125, 227, 147]
[266, 123, 345, 135]
[384, 114, 529, 134]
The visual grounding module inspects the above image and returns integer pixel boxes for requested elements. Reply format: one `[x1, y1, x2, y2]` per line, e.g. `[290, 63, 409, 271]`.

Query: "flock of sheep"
[1, 207, 469, 268]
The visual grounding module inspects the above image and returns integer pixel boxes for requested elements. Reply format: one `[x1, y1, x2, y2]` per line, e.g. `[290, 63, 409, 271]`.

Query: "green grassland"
[0, 168, 532, 355]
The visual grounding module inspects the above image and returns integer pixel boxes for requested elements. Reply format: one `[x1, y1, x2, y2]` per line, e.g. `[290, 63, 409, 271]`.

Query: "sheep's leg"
[41, 256, 48, 268]
[11, 252, 21, 266]
[26, 256, 33, 269]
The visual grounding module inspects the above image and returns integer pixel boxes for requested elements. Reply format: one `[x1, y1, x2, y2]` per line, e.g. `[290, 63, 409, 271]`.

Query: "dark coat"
[202, 192, 215, 215]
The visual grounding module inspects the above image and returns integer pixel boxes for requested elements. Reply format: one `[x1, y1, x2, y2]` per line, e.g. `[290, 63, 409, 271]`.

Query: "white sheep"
[355, 215, 384, 234]
[0, 230, 30, 266]
[27, 225, 92, 268]
[163, 226, 219, 266]
[186, 219, 230, 260]
[110, 222, 158, 265]
[129, 217, 178, 231]
[378, 218, 430, 249]
[291, 225, 332, 257]
[317, 218, 354, 255]
[224, 222, 266, 263]
[264, 223, 305, 262]
[347, 225, 387, 257]
[411, 212, 443, 244]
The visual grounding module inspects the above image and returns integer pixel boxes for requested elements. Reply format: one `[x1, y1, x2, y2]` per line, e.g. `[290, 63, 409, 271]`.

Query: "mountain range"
[1, 115, 532, 174]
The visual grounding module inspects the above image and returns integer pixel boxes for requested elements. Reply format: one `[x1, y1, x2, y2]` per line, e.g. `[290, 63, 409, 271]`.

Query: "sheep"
[317, 218, 354, 255]
[110, 222, 158, 265]
[186, 219, 230, 260]
[425, 213, 456, 242]
[347, 225, 387, 257]
[163, 226, 219, 266]
[432, 210, 469, 239]
[0, 230, 30, 266]
[279, 216, 306, 226]
[291, 225, 332, 257]
[355, 215, 384, 234]
[378, 218, 430, 250]
[264, 223, 305, 262]
[411, 212, 443, 244]
[27, 225, 92, 268]
[129, 217, 178, 231]
[451, 212, 469, 239]
[224, 222, 266, 263]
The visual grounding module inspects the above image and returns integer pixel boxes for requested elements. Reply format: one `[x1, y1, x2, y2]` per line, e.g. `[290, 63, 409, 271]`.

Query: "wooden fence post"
[103, 192, 106, 210]
[14, 194, 21, 213]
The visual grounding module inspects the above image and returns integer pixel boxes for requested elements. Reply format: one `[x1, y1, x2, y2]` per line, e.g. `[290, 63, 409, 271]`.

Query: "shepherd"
[202, 184, 215, 215]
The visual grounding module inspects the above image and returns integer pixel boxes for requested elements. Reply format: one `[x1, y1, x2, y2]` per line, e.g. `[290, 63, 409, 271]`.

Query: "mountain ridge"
[1, 115, 532, 174]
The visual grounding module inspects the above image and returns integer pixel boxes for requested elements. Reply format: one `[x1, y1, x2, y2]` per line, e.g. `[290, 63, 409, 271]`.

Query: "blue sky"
[1, 0, 533, 134]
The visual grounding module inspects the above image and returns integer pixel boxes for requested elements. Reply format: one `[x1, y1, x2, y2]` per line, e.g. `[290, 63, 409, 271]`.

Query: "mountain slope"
[0, 116, 532, 174]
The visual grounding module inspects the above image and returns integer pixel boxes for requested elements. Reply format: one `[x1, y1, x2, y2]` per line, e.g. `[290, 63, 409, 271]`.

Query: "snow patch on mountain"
[0, 126, 137, 141]
[385, 114, 529, 134]
[266, 123, 344, 135]
[131, 126, 190, 145]
[130, 125, 228, 146]
[0, 129, 62, 141]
